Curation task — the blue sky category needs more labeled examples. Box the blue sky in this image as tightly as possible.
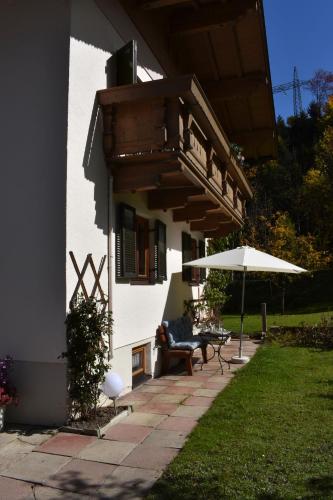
[264,0,333,119]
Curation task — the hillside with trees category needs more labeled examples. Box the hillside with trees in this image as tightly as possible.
[204,70,333,314]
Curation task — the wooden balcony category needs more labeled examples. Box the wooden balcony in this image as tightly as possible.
[97,75,253,237]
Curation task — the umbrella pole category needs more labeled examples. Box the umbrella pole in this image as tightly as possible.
[239,267,246,358]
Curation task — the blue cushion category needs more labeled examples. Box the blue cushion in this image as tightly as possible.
[171,339,202,350]
[163,317,190,347]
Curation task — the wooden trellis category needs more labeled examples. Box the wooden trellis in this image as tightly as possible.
[69,251,107,309]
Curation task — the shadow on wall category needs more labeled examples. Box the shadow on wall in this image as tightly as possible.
[70,0,164,78]
[83,96,108,235]
[162,272,194,321]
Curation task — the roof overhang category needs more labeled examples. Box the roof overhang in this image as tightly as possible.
[102,0,277,161]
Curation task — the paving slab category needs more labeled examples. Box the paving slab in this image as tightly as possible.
[103,424,153,444]
[183,396,214,407]
[35,433,96,457]
[117,400,145,411]
[0,433,19,447]
[119,392,153,402]
[137,403,178,415]
[121,412,166,428]
[135,385,162,394]
[172,405,208,419]
[193,388,220,397]
[174,380,203,388]
[15,431,55,447]
[144,378,175,386]
[45,458,116,495]
[0,440,36,473]
[34,484,89,499]
[142,429,187,449]
[0,476,35,500]
[122,445,178,471]
[204,381,229,390]
[1,451,70,484]
[78,439,135,465]
[97,465,161,499]
[190,371,212,377]
[205,376,231,384]
[156,416,197,433]
[159,375,183,381]
[162,385,197,395]
[150,393,186,404]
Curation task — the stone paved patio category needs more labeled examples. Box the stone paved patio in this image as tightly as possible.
[0,339,258,499]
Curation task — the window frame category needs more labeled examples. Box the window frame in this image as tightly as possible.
[116,204,167,285]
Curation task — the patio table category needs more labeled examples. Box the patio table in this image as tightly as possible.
[199,330,231,374]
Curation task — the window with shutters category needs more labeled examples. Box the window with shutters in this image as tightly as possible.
[116,204,137,279]
[116,204,167,284]
[136,216,149,279]
[191,238,200,284]
[199,240,206,283]
[182,232,192,282]
[154,220,167,282]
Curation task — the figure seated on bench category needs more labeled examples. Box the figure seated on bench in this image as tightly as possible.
[157,315,208,376]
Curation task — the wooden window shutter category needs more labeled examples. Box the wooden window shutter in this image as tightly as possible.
[116,204,137,279]
[182,232,192,282]
[191,239,200,284]
[155,220,167,281]
[199,240,206,283]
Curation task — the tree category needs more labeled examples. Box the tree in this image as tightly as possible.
[305,69,333,111]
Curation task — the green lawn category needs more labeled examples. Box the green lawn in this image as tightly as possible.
[148,345,333,499]
[222,310,333,334]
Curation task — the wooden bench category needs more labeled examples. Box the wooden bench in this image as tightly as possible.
[156,324,208,376]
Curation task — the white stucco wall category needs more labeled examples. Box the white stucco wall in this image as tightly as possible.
[0,0,70,424]
[112,192,202,350]
[66,0,203,392]
[111,193,203,392]
[66,0,165,306]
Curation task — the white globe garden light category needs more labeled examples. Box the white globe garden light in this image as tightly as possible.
[100,372,124,414]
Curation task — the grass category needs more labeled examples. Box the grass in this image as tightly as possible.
[148,344,333,499]
[222,310,333,334]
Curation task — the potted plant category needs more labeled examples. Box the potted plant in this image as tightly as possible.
[0,356,18,431]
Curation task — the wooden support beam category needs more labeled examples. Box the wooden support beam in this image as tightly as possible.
[171,0,257,36]
[112,163,182,192]
[173,201,218,222]
[190,213,232,231]
[202,72,267,101]
[141,0,190,10]
[159,172,194,189]
[190,220,219,231]
[148,187,205,210]
[204,222,240,238]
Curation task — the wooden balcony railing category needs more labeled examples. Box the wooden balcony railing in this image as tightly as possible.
[97,75,252,237]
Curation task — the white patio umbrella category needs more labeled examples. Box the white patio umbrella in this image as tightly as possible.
[184,246,307,363]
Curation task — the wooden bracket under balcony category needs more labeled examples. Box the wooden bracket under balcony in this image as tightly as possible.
[97,75,252,233]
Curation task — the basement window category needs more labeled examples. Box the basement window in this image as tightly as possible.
[132,345,146,378]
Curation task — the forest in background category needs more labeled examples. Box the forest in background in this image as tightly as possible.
[204,71,333,314]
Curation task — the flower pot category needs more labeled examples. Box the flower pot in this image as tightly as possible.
[0,406,5,432]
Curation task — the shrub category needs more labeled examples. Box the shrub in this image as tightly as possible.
[62,295,112,420]
[0,356,18,406]
[267,316,333,348]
